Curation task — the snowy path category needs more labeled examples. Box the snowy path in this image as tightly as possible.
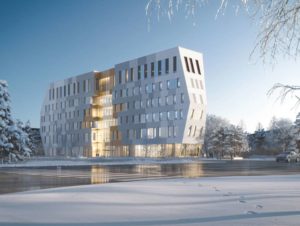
[0,175,300,225]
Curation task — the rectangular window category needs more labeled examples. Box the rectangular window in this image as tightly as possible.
[190,109,195,119]
[191,79,195,88]
[138,65,141,80]
[173,56,177,72]
[49,89,51,100]
[184,57,190,72]
[189,58,195,73]
[125,69,129,83]
[151,62,154,77]
[60,87,62,98]
[118,71,122,84]
[159,81,163,90]
[73,83,76,95]
[196,59,201,75]
[181,93,184,103]
[165,58,169,74]
[144,64,147,78]
[158,60,162,75]
[77,82,80,93]
[177,78,181,88]
[64,85,66,97]
[130,68,134,81]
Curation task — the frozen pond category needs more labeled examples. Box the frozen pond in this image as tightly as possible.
[0,160,299,194]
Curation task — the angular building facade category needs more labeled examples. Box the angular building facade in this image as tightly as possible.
[40,47,207,157]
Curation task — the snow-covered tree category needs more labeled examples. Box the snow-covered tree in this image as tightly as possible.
[0,80,14,159]
[268,117,294,152]
[287,113,300,153]
[204,114,229,157]
[0,80,31,162]
[204,114,249,159]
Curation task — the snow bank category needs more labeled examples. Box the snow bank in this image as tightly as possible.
[0,175,299,225]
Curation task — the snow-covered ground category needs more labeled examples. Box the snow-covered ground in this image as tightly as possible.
[0,175,299,225]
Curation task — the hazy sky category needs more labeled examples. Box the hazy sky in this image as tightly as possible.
[0,0,299,132]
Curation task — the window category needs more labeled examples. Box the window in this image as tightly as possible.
[193,94,197,103]
[184,57,190,72]
[177,78,181,88]
[68,84,70,96]
[141,128,147,139]
[120,89,123,97]
[191,79,195,88]
[158,97,163,106]
[193,126,197,137]
[146,113,152,122]
[148,128,156,139]
[64,85,66,96]
[199,95,204,104]
[173,56,177,72]
[144,64,147,78]
[179,109,183,119]
[151,62,154,77]
[195,80,199,89]
[190,109,195,119]
[188,126,192,136]
[60,87,63,98]
[125,69,129,83]
[200,80,204,89]
[173,94,177,104]
[138,65,141,80]
[159,81,163,90]
[196,59,201,75]
[118,71,122,84]
[189,58,195,73]
[165,58,169,74]
[146,84,153,94]
[181,93,185,103]
[167,79,177,90]
[130,68,134,81]
[146,99,151,108]
[49,89,51,100]
[158,60,162,75]
[168,126,173,137]
[77,82,80,93]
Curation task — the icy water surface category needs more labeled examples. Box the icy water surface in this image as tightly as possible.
[0,160,299,194]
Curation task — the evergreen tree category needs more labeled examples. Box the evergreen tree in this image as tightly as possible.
[0,80,31,162]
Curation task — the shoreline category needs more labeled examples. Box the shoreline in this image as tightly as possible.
[0,156,275,168]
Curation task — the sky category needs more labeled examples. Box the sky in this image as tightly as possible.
[0,0,299,132]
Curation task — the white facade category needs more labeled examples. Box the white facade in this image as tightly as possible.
[40,47,206,157]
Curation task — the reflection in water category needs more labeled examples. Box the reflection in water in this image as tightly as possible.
[0,160,299,194]
[91,166,109,184]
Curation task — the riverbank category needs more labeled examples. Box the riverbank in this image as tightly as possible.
[0,156,275,168]
[0,174,299,225]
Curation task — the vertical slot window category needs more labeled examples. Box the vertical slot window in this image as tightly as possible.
[165,58,169,74]
[196,60,201,75]
[173,56,177,72]
[151,62,154,77]
[130,68,134,81]
[144,64,147,79]
[189,58,195,73]
[158,60,162,75]
[184,57,190,72]
[138,65,141,80]
[118,71,122,84]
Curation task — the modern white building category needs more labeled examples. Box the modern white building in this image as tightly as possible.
[40,47,206,157]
